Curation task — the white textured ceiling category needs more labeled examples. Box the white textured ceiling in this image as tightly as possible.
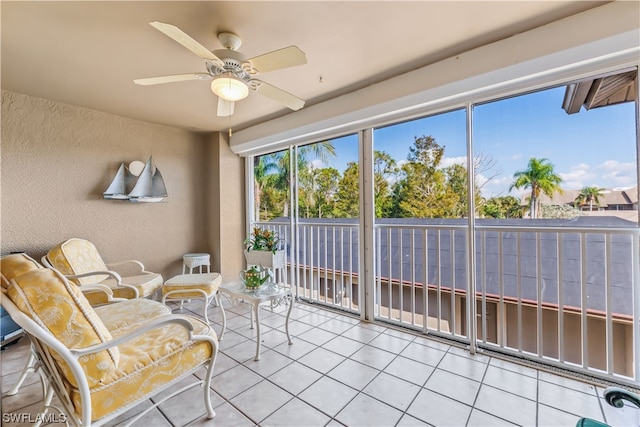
[1,1,608,133]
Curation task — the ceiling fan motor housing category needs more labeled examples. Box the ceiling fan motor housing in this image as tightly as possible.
[217,32,242,51]
[206,49,255,83]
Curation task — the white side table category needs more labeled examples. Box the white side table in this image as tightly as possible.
[219,281,293,360]
[183,253,210,274]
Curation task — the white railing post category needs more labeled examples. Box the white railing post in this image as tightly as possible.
[361,128,376,322]
[633,233,640,383]
[466,104,478,354]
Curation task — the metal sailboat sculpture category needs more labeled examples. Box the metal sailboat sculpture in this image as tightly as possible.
[103,162,134,200]
[103,156,168,202]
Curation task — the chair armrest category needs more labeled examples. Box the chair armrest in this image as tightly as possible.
[78,284,128,304]
[66,270,122,284]
[106,260,147,276]
[69,315,207,357]
[64,270,140,299]
[604,387,640,409]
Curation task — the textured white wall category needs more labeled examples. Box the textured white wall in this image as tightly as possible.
[0,90,232,280]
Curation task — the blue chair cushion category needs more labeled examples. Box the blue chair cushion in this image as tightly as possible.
[1,305,22,346]
[576,418,609,427]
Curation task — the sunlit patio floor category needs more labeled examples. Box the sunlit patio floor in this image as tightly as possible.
[2,295,639,426]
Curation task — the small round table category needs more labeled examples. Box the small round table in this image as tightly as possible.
[182,253,210,274]
[219,281,293,361]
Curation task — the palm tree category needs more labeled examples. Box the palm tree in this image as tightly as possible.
[258,141,336,218]
[510,157,563,219]
[253,155,279,221]
[575,186,605,211]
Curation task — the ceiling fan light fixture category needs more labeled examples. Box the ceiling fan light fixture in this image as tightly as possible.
[210,74,249,101]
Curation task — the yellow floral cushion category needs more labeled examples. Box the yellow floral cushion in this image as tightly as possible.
[7,268,119,388]
[80,273,164,305]
[0,253,43,289]
[162,273,222,299]
[102,273,164,299]
[70,315,217,421]
[94,298,171,336]
[47,238,110,285]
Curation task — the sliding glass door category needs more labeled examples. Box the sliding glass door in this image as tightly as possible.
[247,67,639,386]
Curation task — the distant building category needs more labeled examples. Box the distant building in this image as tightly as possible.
[522,186,638,222]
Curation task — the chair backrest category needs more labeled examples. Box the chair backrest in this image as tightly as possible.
[1,287,97,424]
[0,253,43,289]
[46,238,110,285]
[5,268,119,388]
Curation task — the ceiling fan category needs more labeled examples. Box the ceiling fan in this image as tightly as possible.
[134,21,307,117]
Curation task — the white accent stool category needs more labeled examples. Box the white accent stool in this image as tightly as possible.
[183,253,211,274]
[162,273,225,331]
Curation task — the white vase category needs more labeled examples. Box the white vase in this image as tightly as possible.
[244,249,285,270]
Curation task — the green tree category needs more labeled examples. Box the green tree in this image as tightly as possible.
[334,162,360,218]
[315,167,340,218]
[374,150,398,218]
[298,165,341,218]
[256,141,336,218]
[482,195,523,218]
[391,135,460,218]
[253,155,280,221]
[333,152,399,218]
[510,157,563,219]
[259,174,287,221]
[298,165,318,218]
[443,162,484,218]
[574,186,605,211]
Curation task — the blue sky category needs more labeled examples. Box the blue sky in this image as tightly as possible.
[308,86,637,199]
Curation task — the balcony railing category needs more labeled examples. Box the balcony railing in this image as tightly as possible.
[254,218,640,387]
[257,220,360,313]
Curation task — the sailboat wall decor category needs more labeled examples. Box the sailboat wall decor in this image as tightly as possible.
[103,162,134,200]
[103,156,168,203]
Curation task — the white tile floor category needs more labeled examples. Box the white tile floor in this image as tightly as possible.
[2,296,639,427]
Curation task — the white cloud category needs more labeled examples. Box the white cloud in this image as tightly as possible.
[441,156,467,168]
[480,175,516,198]
[596,160,636,186]
[557,160,637,190]
[559,163,594,190]
[308,159,324,169]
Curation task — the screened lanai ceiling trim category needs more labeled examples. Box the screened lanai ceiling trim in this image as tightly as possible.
[230,27,640,158]
[231,31,640,156]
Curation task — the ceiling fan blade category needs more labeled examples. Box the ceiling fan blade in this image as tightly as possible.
[254,80,305,111]
[217,98,235,117]
[149,21,223,65]
[134,73,211,86]
[248,46,307,73]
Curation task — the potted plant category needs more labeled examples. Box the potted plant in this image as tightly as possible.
[243,227,285,270]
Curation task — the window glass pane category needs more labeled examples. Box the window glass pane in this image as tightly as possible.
[253,148,291,221]
[298,135,358,218]
[296,135,360,311]
[372,110,469,336]
[472,73,638,377]
[474,85,638,223]
[374,110,468,219]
